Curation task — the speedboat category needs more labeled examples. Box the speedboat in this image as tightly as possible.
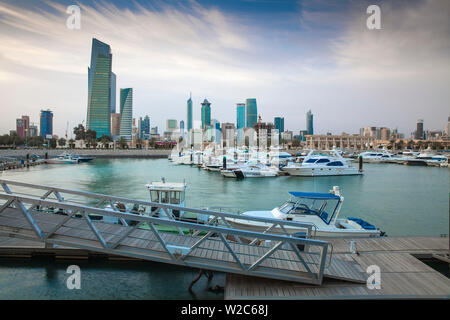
[282,149,362,176]
[225,186,382,238]
[47,154,80,164]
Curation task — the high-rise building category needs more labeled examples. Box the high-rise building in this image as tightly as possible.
[40,109,53,138]
[187,93,193,132]
[166,119,178,132]
[380,127,390,141]
[110,72,116,113]
[87,38,113,138]
[245,99,257,128]
[16,115,29,138]
[236,103,245,129]
[110,113,121,136]
[141,115,150,139]
[180,120,185,135]
[29,124,38,137]
[119,88,133,140]
[446,116,450,137]
[306,110,314,135]
[201,99,211,129]
[274,117,284,139]
[415,119,424,140]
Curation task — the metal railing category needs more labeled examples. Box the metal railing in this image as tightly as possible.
[0,179,330,284]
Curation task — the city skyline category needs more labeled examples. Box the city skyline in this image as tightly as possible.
[1,0,449,137]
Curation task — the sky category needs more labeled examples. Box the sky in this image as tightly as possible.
[0,0,449,138]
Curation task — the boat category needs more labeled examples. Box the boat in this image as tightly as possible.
[47,155,80,164]
[53,153,94,163]
[358,150,396,163]
[282,149,362,176]
[403,149,448,166]
[225,186,382,238]
[221,161,279,178]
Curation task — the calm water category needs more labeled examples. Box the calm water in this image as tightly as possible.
[0,158,448,299]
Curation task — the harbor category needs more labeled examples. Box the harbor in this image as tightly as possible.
[0,156,448,299]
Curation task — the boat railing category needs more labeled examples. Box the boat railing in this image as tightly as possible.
[0,179,331,285]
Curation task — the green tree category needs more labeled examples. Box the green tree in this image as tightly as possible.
[49,138,57,149]
[73,124,86,140]
[118,137,128,149]
[99,135,112,149]
[58,138,66,147]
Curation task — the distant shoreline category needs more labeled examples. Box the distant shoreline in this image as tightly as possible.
[0,149,171,159]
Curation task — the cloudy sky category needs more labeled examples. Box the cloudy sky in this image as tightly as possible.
[0,0,449,138]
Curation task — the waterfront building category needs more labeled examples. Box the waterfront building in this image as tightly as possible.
[306,110,314,135]
[187,93,193,132]
[236,103,245,129]
[245,99,257,128]
[281,131,293,142]
[221,123,235,148]
[16,115,29,138]
[166,119,178,132]
[110,113,121,137]
[299,130,308,142]
[201,99,211,129]
[253,116,275,148]
[87,38,114,138]
[380,127,391,141]
[151,127,158,135]
[28,124,38,137]
[415,119,424,140]
[214,121,221,145]
[40,109,53,138]
[180,120,185,139]
[110,72,116,113]
[306,134,376,150]
[138,115,150,140]
[119,88,133,140]
[274,117,284,140]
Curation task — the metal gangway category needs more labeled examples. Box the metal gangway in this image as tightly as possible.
[0,179,365,285]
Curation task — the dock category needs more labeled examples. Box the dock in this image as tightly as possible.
[225,236,450,299]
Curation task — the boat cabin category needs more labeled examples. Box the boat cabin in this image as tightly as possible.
[272,189,343,225]
[146,179,186,218]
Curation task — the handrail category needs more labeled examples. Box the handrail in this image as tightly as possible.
[0,179,317,237]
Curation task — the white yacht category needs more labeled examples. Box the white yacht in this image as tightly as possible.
[282,149,361,176]
[225,186,382,238]
[358,150,395,163]
[221,162,279,178]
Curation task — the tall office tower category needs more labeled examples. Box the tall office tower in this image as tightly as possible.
[110,72,116,113]
[446,116,450,136]
[274,117,284,139]
[180,120,185,135]
[40,109,53,138]
[141,115,150,139]
[119,88,133,140]
[110,113,121,136]
[86,38,113,138]
[415,119,424,140]
[245,99,257,128]
[236,103,245,129]
[306,109,314,135]
[201,99,211,129]
[187,93,193,132]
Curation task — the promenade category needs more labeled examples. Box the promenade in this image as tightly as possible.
[0,149,171,159]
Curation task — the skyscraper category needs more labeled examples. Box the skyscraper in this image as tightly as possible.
[245,99,257,128]
[201,99,211,129]
[110,72,116,113]
[119,88,133,140]
[16,115,29,138]
[415,119,424,140]
[87,38,113,138]
[187,93,193,132]
[236,103,245,129]
[110,113,121,136]
[274,117,284,139]
[306,110,314,135]
[40,109,53,138]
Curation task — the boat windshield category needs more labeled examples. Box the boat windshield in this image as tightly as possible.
[279,197,340,224]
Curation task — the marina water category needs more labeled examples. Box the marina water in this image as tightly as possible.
[0,158,448,299]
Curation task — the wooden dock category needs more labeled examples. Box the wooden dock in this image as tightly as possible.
[225,236,450,299]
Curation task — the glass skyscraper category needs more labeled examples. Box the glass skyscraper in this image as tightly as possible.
[40,109,53,138]
[187,93,193,132]
[87,38,113,138]
[306,110,314,135]
[119,88,133,140]
[201,99,211,129]
[110,72,116,113]
[236,103,245,129]
[274,117,284,139]
[245,98,257,128]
